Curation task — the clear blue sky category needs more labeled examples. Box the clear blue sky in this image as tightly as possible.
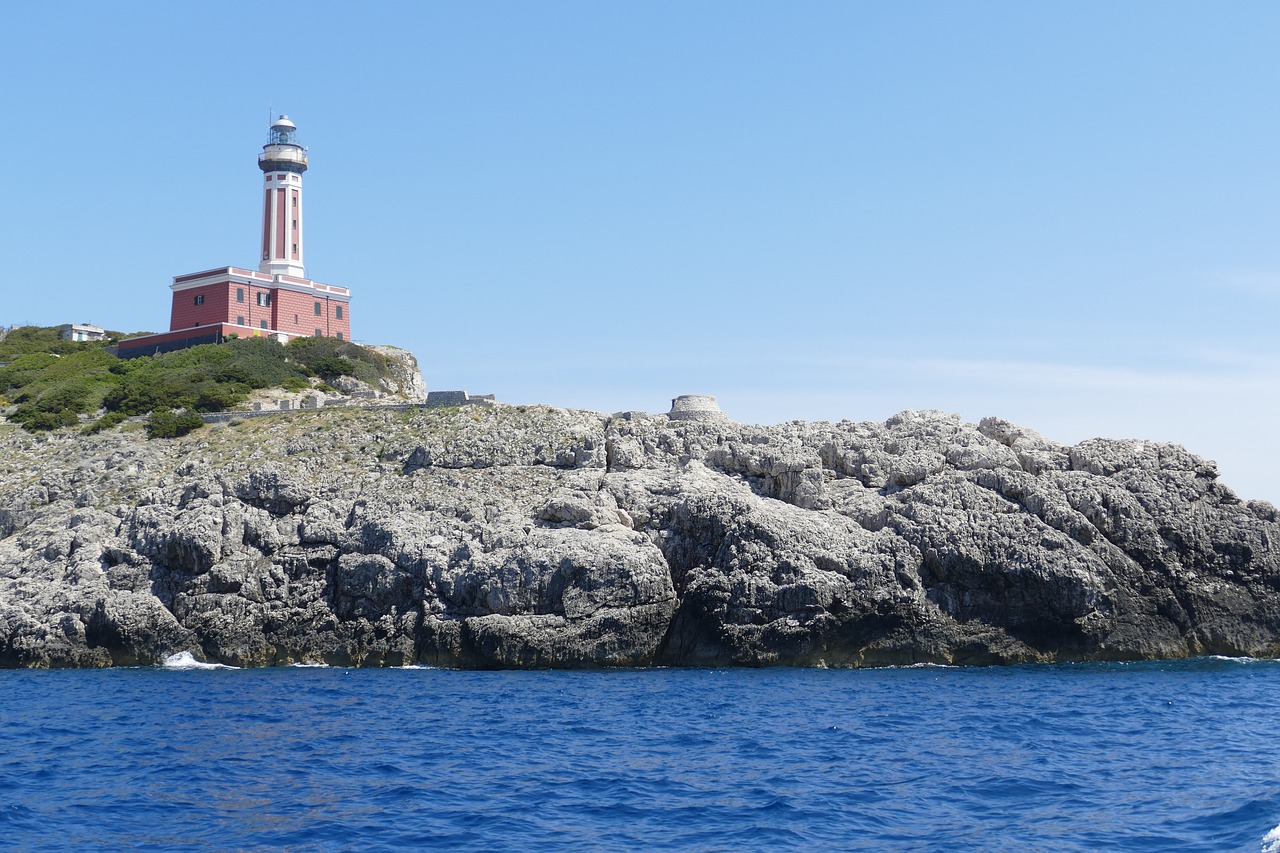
[2,2,1278,500]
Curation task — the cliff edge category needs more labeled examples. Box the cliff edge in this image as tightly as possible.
[2,404,1278,668]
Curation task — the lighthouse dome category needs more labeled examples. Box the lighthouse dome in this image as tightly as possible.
[267,115,300,147]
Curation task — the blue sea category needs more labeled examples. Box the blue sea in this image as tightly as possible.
[3,659,1279,852]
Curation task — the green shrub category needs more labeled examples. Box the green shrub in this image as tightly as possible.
[309,356,358,378]
[82,411,129,435]
[0,327,82,360]
[0,353,61,393]
[286,336,390,385]
[10,406,79,431]
[145,409,205,439]
[3,326,392,433]
[26,377,101,415]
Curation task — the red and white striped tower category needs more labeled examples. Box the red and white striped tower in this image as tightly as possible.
[258,115,308,278]
[116,113,353,358]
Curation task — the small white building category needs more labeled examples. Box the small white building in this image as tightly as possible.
[59,323,107,342]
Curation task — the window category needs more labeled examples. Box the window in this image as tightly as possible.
[237,316,245,325]
[314,329,322,337]
[294,314,299,324]
[193,294,204,305]
[256,292,270,307]
[314,302,322,316]
[336,332,344,341]
[260,320,268,329]
[236,288,244,303]
[292,243,298,253]
[292,197,298,207]
[335,305,343,319]
[292,219,297,229]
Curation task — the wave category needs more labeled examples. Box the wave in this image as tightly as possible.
[160,651,238,670]
[289,662,331,668]
[1203,650,1280,666]
[1263,824,1280,853]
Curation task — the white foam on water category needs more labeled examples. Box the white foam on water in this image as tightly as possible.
[1261,823,1280,853]
[289,662,331,668]
[161,651,238,670]
[397,664,437,670]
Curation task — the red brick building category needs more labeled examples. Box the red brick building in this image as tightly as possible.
[119,116,352,357]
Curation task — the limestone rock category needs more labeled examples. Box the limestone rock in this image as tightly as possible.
[1,404,1278,668]
[369,345,427,402]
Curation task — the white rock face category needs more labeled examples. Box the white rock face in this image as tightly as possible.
[1,405,1278,668]
[369,346,427,402]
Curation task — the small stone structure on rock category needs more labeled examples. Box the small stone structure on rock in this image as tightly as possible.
[668,394,728,422]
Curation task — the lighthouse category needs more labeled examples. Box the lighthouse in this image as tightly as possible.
[118,115,353,357]
[259,115,307,278]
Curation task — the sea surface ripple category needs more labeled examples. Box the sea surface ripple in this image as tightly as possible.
[2,659,1279,851]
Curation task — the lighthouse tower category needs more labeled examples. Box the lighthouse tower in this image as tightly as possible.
[259,115,308,278]
[117,113,353,357]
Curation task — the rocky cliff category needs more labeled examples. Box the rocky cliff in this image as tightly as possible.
[2,404,1278,668]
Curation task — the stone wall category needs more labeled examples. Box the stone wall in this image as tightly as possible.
[198,391,497,424]
[668,394,728,422]
[425,391,496,407]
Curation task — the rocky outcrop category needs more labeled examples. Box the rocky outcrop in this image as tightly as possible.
[368,345,427,402]
[2,404,1278,668]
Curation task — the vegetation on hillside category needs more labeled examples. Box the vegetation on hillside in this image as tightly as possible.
[0,326,394,435]
[0,325,129,358]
